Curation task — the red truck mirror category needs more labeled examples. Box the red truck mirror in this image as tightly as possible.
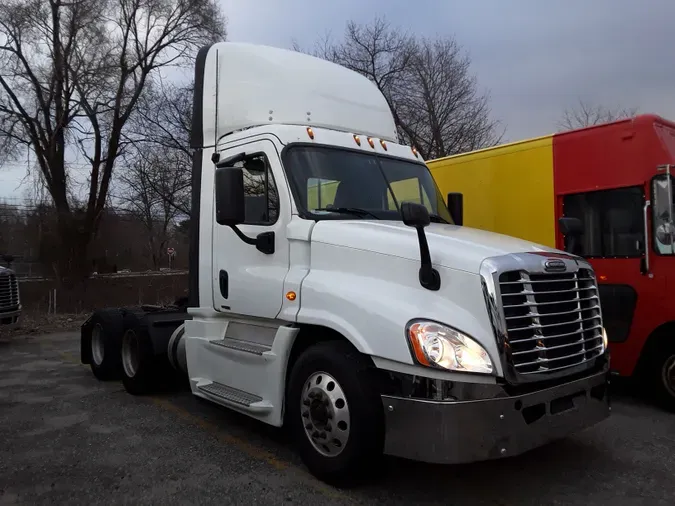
[558,217,584,255]
[447,192,463,226]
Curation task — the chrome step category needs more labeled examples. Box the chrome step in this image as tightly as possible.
[209,339,271,355]
[197,382,263,407]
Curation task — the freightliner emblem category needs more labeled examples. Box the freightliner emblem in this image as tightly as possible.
[544,258,567,273]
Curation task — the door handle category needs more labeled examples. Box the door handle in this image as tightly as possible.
[219,270,229,299]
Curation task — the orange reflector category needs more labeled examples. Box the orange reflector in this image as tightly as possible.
[306,127,314,139]
[598,275,608,282]
[353,134,361,146]
[286,291,297,301]
[380,139,387,151]
[367,137,375,148]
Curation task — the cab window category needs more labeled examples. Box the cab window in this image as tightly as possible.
[230,153,279,225]
[562,186,645,258]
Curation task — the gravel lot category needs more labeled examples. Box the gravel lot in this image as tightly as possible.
[1,330,674,505]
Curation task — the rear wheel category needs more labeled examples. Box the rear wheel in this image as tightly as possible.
[121,327,157,395]
[286,341,384,487]
[87,310,124,381]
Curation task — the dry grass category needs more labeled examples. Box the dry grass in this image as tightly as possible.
[0,311,87,340]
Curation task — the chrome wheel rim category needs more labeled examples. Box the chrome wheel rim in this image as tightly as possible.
[301,371,350,457]
[122,330,140,378]
[91,324,105,366]
[662,355,675,398]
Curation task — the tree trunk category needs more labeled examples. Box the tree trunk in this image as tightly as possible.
[53,212,94,287]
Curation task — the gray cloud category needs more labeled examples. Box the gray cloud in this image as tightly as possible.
[3,0,674,197]
[222,0,675,140]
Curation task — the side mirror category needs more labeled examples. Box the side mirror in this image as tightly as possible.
[656,222,675,246]
[447,192,463,226]
[401,202,439,291]
[401,201,431,228]
[558,216,583,237]
[215,167,245,226]
[558,216,583,255]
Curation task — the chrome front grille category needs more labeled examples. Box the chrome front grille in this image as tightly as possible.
[0,271,20,311]
[499,268,603,375]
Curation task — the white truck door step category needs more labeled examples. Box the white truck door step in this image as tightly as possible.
[197,381,272,412]
[209,338,272,356]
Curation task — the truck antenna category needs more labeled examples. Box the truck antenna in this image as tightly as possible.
[212,49,220,164]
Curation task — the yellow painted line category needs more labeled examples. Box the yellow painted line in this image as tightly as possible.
[151,397,287,470]
[55,344,347,499]
[59,351,82,365]
[150,397,348,500]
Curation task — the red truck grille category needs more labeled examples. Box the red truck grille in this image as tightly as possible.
[0,272,20,312]
[499,269,604,375]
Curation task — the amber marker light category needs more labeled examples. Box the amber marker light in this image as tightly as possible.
[408,322,431,367]
[353,134,361,146]
[411,146,419,157]
[286,291,297,301]
[306,127,314,139]
[380,139,387,151]
[367,136,375,148]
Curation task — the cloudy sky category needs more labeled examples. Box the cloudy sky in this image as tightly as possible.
[1,0,674,200]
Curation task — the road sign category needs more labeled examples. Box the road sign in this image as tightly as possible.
[167,247,175,256]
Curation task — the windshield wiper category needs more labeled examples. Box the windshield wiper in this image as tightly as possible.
[429,213,450,224]
[314,207,380,219]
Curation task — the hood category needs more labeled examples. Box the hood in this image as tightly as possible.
[310,220,561,274]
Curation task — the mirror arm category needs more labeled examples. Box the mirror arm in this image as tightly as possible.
[229,226,275,255]
[642,200,651,275]
[415,227,441,291]
[230,225,256,245]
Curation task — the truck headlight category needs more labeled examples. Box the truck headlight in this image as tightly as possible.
[407,321,493,374]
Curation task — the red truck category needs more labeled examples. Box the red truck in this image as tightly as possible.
[428,114,675,410]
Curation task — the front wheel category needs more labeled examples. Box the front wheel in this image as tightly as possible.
[641,337,675,412]
[653,349,675,412]
[286,341,385,487]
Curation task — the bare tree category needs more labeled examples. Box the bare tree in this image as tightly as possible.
[558,99,638,131]
[116,151,181,269]
[0,0,225,281]
[125,79,193,217]
[298,17,502,159]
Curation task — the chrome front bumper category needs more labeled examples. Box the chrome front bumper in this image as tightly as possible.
[381,369,610,464]
[0,306,21,325]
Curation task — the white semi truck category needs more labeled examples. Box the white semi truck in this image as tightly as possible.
[81,42,611,486]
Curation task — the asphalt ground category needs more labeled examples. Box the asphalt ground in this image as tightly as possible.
[1,331,674,505]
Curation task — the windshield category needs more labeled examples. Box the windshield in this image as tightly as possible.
[282,145,454,223]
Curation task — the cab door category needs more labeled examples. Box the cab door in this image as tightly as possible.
[211,138,290,319]
[560,185,667,374]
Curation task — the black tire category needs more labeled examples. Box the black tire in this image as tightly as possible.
[120,323,159,396]
[86,309,125,381]
[644,340,675,412]
[286,340,385,487]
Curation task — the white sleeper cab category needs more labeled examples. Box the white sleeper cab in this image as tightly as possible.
[80,42,611,486]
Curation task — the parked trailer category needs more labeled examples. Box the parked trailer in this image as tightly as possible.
[81,42,611,486]
[428,114,675,410]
